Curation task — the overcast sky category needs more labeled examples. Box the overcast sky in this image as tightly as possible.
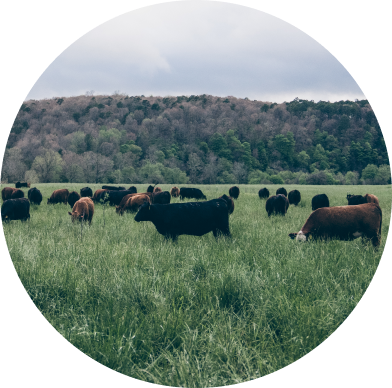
[26,1,365,103]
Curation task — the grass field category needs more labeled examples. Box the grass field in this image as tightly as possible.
[2,183,391,387]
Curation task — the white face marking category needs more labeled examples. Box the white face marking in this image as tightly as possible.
[353,232,362,238]
[296,231,307,242]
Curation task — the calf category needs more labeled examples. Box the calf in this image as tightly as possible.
[11,189,25,199]
[170,187,180,197]
[2,187,16,201]
[289,203,382,247]
[152,191,171,205]
[1,198,30,222]
[68,191,81,208]
[134,197,231,241]
[119,194,151,215]
[179,187,207,200]
[288,189,301,206]
[47,189,69,205]
[80,187,93,198]
[68,197,94,225]
[311,194,329,211]
[266,194,289,217]
[28,187,42,205]
[276,187,287,197]
[347,194,366,205]
[258,188,269,199]
[229,186,240,199]
[219,194,234,214]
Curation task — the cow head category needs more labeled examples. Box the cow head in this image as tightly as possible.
[68,211,85,222]
[289,231,312,242]
[134,202,150,222]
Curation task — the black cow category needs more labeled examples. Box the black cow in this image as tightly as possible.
[102,185,126,191]
[276,187,287,197]
[179,187,207,200]
[1,198,30,221]
[229,186,240,199]
[288,190,301,206]
[258,188,269,199]
[11,189,25,199]
[127,186,137,193]
[15,181,30,188]
[311,194,329,211]
[80,187,93,198]
[152,191,171,205]
[347,194,367,205]
[266,194,289,217]
[27,187,42,205]
[103,190,139,206]
[134,197,231,241]
[147,185,156,193]
[68,191,81,208]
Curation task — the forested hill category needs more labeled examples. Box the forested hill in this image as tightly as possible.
[2,94,390,185]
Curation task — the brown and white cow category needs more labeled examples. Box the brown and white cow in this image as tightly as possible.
[289,203,382,247]
[68,197,94,225]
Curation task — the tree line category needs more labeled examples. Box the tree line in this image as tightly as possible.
[1,94,390,185]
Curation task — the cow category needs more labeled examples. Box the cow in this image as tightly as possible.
[258,188,269,199]
[11,189,25,199]
[68,191,81,208]
[92,189,108,202]
[27,187,42,205]
[347,194,366,205]
[170,187,180,197]
[102,185,126,191]
[80,187,93,198]
[134,197,232,242]
[152,191,171,205]
[365,193,379,205]
[153,186,162,193]
[47,189,69,205]
[289,203,382,247]
[219,194,234,214]
[15,182,30,188]
[2,187,16,201]
[127,186,137,193]
[147,185,155,193]
[265,194,289,217]
[311,194,329,211]
[68,197,94,225]
[116,192,153,214]
[102,190,140,206]
[276,187,287,197]
[1,198,30,222]
[118,194,151,215]
[229,186,240,199]
[179,187,207,201]
[288,190,301,206]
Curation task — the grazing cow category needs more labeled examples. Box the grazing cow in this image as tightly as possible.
[134,197,232,241]
[47,189,69,205]
[289,203,382,247]
[288,190,301,206]
[2,187,16,201]
[365,193,379,205]
[1,198,30,222]
[170,187,180,197]
[80,187,93,198]
[311,194,329,211]
[68,191,81,208]
[92,189,108,202]
[102,185,126,191]
[127,186,137,193]
[265,194,289,217]
[179,187,207,201]
[229,186,240,199]
[27,187,42,205]
[11,189,25,199]
[103,190,140,206]
[152,191,171,205]
[276,187,287,197]
[119,194,151,215]
[116,193,152,214]
[68,197,94,225]
[258,188,269,199]
[347,194,367,205]
[15,182,30,188]
[153,186,162,193]
[219,194,234,214]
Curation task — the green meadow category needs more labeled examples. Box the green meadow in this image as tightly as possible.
[2,184,391,387]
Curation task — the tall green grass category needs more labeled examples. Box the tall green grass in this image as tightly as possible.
[2,184,391,387]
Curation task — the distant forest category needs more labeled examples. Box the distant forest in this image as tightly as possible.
[1,94,390,185]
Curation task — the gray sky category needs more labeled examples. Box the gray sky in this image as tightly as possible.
[26,1,365,103]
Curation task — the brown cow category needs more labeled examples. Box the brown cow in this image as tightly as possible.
[170,187,180,197]
[2,187,16,201]
[365,193,379,205]
[11,189,25,199]
[153,186,162,193]
[119,194,151,215]
[289,203,382,247]
[68,197,94,225]
[116,192,153,214]
[92,189,108,202]
[47,189,69,204]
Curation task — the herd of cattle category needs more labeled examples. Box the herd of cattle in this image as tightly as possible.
[1,182,383,247]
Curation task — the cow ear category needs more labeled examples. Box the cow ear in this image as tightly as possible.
[289,233,297,240]
[68,212,72,216]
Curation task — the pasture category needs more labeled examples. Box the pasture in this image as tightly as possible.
[2,184,391,387]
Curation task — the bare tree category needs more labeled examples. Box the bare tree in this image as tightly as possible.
[31,149,63,183]
[83,151,114,183]
[1,147,27,183]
